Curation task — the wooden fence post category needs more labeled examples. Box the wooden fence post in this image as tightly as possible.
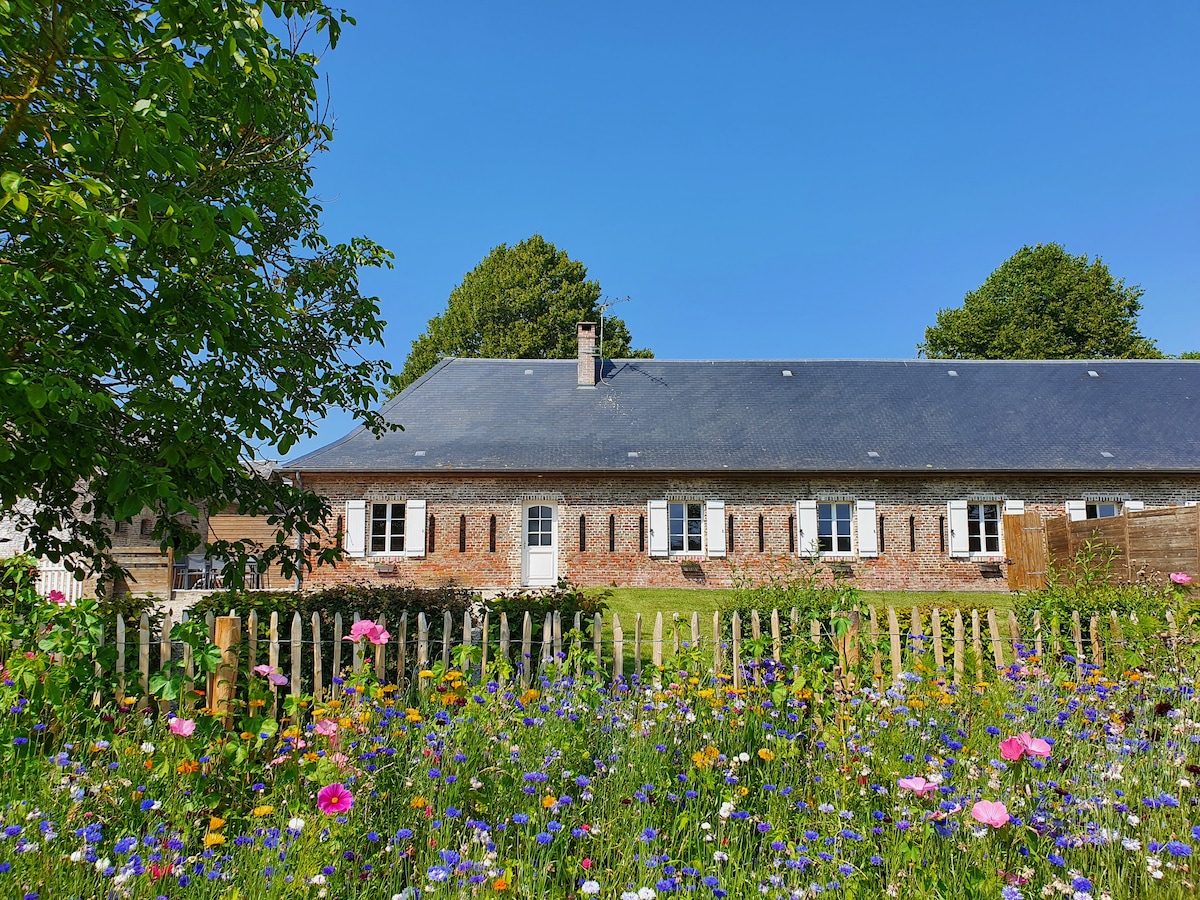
[952,610,964,685]
[208,616,240,731]
[499,613,510,681]
[712,611,722,678]
[375,613,390,682]
[931,608,945,673]
[868,606,882,682]
[887,606,901,686]
[444,611,455,672]
[157,611,172,715]
[397,611,408,688]
[290,612,303,700]
[332,613,343,683]
[1032,610,1043,661]
[115,615,127,706]
[1071,612,1084,680]
[633,613,643,678]
[987,609,1004,669]
[311,613,323,703]
[771,609,782,663]
[268,611,280,718]
[417,613,430,696]
[652,612,664,676]
[971,609,983,681]
[612,613,624,681]
[520,613,532,689]
[138,612,151,710]
[731,612,743,692]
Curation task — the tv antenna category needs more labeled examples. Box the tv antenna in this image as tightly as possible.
[595,295,630,385]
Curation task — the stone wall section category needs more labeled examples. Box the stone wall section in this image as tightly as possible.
[299,473,1200,592]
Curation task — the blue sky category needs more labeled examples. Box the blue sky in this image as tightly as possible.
[293,1,1199,456]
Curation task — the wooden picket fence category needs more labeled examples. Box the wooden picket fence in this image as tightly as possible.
[95,603,1189,722]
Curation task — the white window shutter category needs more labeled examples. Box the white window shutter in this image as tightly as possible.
[1124,500,1145,512]
[856,500,878,558]
[405,499,427,557]
[947,500,969,557]
[706,500,726,558]
[796,500,818,556]
[1004,499,1025,515]
[344,500,367,558]
[1065,500,1087,521]
[648,500,668,557]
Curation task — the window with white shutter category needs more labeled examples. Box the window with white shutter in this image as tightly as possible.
[947,500,969,557]
[1065,500,1088,521]
[705,500,726,558]
[647,500,668,557]
[1124,500,1145,512]
[856,500,878,558]
[795,500,818,557]
[405,500,427,557]
[344,500,367,558]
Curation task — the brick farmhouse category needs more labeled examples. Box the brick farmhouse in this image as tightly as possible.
[287,324,1200,593]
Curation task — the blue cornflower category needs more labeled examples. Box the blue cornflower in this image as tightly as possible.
[535,832,552,845]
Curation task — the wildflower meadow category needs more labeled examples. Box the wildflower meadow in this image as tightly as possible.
[1,555,1199,900]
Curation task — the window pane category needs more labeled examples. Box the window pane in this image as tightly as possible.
[969,534,981,553]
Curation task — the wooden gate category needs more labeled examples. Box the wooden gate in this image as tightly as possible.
[1004,511,1048,590]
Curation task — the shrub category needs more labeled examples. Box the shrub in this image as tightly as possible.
[484,579,609,638]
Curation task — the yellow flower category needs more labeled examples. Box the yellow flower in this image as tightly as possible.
[698,689,715,699]
[405,709,422,723]
[443,670,464,682]
[240,732,254,741]
[411,796,428,809]
[737,785,749,797]
[493,877,509,891]
[757,748,776,762]
[541,795,557,809]
[209,816,226,830]
[252,805,274,817]
[282,726,301,739]
[418,670,435,679]
[520,689,540,704]
[203,832,226,847]
[339,717,353,729]
[303,752,319,763]
[326,699,343,709]
[248,699,267,708]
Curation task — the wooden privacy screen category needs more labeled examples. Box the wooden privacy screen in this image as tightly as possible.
[1007,506,1200,590]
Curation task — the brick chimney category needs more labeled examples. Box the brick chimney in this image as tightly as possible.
[576,322,598,387]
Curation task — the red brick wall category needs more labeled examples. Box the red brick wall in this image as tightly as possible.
[298,472,1200,593]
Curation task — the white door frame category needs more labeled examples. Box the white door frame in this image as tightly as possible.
[521,502,558,587]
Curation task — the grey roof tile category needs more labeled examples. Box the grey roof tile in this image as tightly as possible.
[286,359,1200,473]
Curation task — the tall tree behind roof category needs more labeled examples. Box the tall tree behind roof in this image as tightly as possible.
[391,235,652,394]
[919,243,1161,359]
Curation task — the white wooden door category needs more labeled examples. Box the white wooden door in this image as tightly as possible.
[522,504,558,586]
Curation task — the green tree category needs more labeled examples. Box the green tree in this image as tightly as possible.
[0,2,394,582]
[919,244,1161,359]
[392,235,652,393]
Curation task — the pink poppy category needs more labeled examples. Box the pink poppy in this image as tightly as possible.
[970,799,1009,828]
[317,783,354,815]
[168,717,196,737]
[1016,732,1052,758]
[1171,572,1193,585]
[897,776,938,798]
[343,619,390,646]
[47,590,67,605]
[314,719,338,737]
[253,664,288,687]
[999,736,1025,761]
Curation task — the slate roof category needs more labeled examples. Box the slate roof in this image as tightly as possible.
[286,359,1200,474]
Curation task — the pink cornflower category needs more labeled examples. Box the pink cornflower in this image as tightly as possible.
[1171,572,1193,585]
[344,619,390,646]
[317,783,354,815]
[970,799,1010,828]
[897,776,938,798]
[253,664,288,687]
[168,717,196,737]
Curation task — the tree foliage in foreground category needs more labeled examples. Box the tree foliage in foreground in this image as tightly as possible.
[392,234,652,393]
[919,243,1161,359]
[0,1,393,581]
